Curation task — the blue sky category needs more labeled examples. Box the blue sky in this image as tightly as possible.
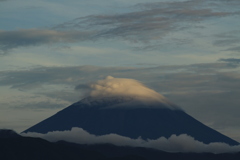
[1,0,240,141]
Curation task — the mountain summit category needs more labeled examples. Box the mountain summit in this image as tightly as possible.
[23,76,239,146]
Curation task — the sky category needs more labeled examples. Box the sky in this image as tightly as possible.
[0,0,240,142]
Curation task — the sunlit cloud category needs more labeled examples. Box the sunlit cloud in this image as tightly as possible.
[77,76,180,110]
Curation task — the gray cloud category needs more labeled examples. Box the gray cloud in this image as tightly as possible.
[0,29,95,54]
[22,127,240,153]
[219,58,240,63]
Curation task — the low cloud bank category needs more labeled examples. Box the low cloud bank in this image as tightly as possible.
[21,127,240,154]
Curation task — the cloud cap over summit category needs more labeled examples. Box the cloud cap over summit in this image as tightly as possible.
[79,76,180,110]
[22,127,240,154]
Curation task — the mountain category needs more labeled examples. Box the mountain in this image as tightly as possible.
[23,76,240,146]
[23,96,239,145]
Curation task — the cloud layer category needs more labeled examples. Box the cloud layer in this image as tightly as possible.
[1,0,240,54]
[22,127,240,154]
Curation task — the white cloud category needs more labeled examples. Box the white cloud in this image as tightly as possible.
[22,127,240,154]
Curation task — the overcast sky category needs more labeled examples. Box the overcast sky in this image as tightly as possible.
[0,0,240,142]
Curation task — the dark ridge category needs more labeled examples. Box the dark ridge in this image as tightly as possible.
[0,129,21,138]
[0,132,105,160]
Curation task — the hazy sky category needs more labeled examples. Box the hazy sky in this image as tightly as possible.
[1,0,240,142]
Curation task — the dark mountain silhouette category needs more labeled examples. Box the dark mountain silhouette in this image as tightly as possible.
[0,129,21,138]
[23,96,239,145]
[1,130,240,160]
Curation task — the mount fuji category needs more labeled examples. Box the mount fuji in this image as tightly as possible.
[23,76,239,146]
